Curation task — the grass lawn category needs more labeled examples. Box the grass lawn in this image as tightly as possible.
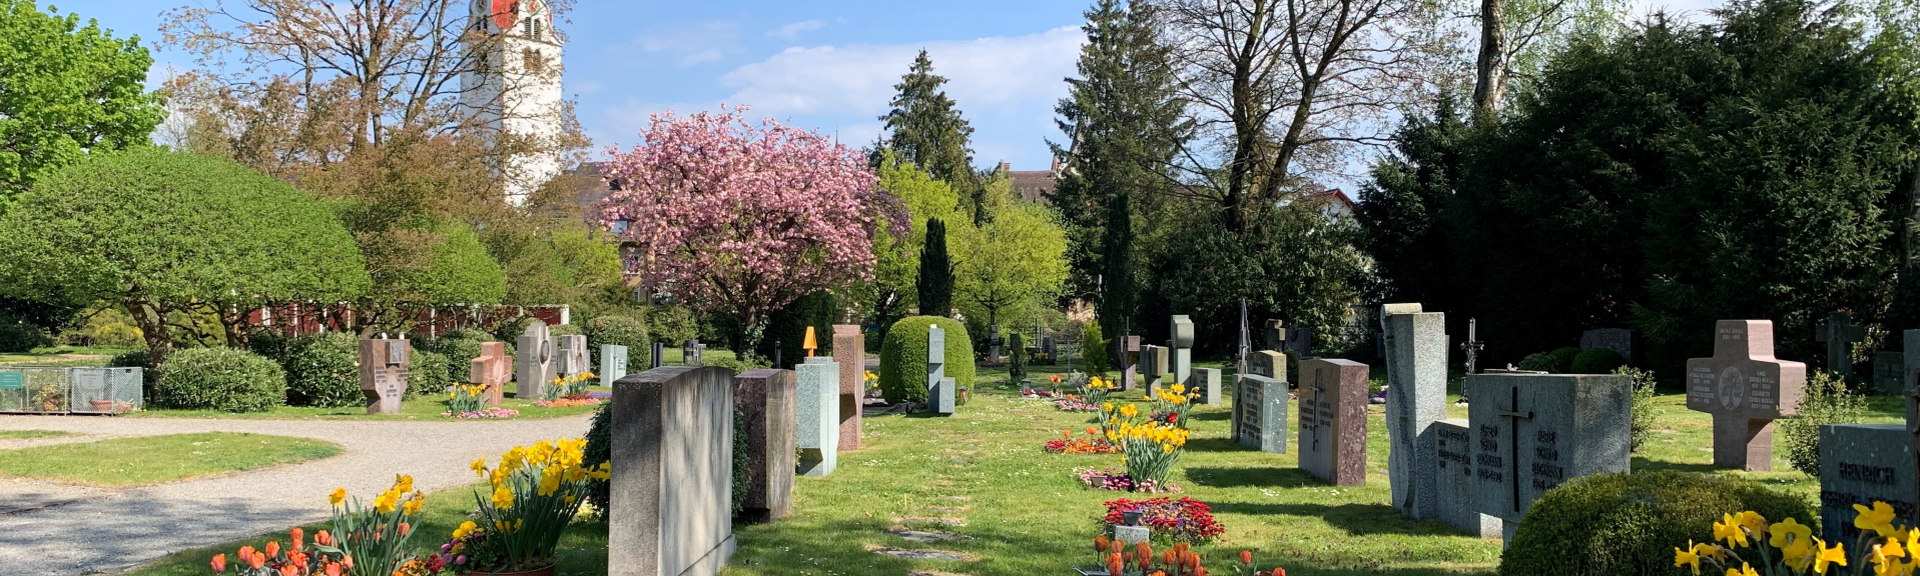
[0,429,72,439]
[118,358,1907,576]
[129,383,610,421]
[0,345,136,367]
[0,432,341,486]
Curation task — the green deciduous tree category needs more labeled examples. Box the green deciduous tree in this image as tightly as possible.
[879,51,983,224]
[953,199,1070,330]
[855,152,968,341]
[0,149,369,365]
[918,218,955,317]
[0,0,166,204]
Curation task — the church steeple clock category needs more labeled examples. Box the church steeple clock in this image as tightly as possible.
[462,0,565,206]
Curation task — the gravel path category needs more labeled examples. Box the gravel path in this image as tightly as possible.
[0,413,595,575]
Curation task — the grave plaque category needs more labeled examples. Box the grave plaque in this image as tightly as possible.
[1579,329,1634,365]
[1385,311,1447,520]
[1686,320,1806,471]
[609,366,737,576]
[602,344,629,387]
[1468,372,1631,543]
[516,321,556,401]
[1815,311,1866,376]
[557,334,589,375]
[1298,358,1369,486]
[832,324,865,450]
[1876,351,1907,396]
[1143,345,1169,394]
[928,324,955,415]
[683,340,706,366]
[796,357,840,477]
[1235,373,1290,453]
[1196,368,1222,405]
[1040,336,1058,365]
[1818,424,1915,542]
[1171,315,1195,390]
[471,342,513,406]
[1285,326,1312,357]
[359,337,409,415]
[1432,418,1501,537]
[1118,335,1142,391]
[732,369,796,521]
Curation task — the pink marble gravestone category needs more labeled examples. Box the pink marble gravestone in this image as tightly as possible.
[470,342,513,406]
[1686,320,1806,471]
[359,337,409,415]
[832,324,865,451]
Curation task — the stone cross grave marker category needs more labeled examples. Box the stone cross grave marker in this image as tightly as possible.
[1386,311,1447,520]
[988,324,1002,361]
[928,324,955,415]
[471,342,513,406]
[1171,316,1195,391]
[602,344,629,387]
[683,340,706,366]
[1235,370,1289,453]
[1431,418,1502,537]
[1468,372,1631,544]
[1298,358,1368,485]
[1264,319,1285,352]
[609,366,737,576]
[796,357,840,477]
[516,320,556,401]
[1816,311,1866,376]
[1143,345,1168,394]
[1686,320,1806,471]
[733,368,796,522]
[1118,335,1141,391]
[558,334,589,376]
[359,336,409,415]
[832,324,866,449]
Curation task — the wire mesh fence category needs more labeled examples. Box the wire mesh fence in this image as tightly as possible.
[0,366,143,415]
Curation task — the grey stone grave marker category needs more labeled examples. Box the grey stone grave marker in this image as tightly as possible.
[557,334,589,376]
[1117,335,1141,391]
[1816,311,1866,376]
[610,366,738,576]
[1686,320,1806,471]
[1877,351,1907,395]
[1299,358,1369,486]
[928,324,955,415]
[1386,310,1448,519]
[1195,367,1221,405]
[1580,328,1634,365]
[602,344,629,387]
[1432,419,1501,537]
[1171,315,1195,390]
[1143,345,1169,394]
[1818,424,1914,542]
[515,320,556,401]
[796,357,840,477]
[1285,326,1312,357]
[683,340,706,366]
[1235,370,1289,453]
[358,336,408,415]
[1469,372,1631,544]
[1264,319,1285,352]
[733,368,796,522]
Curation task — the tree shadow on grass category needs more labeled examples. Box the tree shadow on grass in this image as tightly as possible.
[1183,466,1317,488]
[1631,458,1723,475]
[1183,437,1251,453]
[1188,411,1230,422]
[1204,501,1465,538]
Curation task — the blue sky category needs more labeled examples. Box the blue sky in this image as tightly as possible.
[55,0,1722,174]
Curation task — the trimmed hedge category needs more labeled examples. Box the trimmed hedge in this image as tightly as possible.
[283,332,362,407]
[585,315,650,371]
[419,335,483,383]
[1517,352,1556,372]
[1548,347,1582,373]
[1570,348,1626,374]
[154,347,286,412]
[1501,471,1818,576]
[583,401,612,517]
[409,350,451,398]
[878,316,972,404]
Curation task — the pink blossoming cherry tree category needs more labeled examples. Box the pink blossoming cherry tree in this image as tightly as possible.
[597,107,894,358]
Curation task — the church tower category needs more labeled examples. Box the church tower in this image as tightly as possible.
[462,0,565,206]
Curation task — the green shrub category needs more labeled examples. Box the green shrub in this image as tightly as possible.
[444,327,494,342]
[1081,321,1109,377]
[1500,471,1818,576]
[878,316,973,404]
[1781,371,1867,476]
[585,315,650,370]
[703,355,767,375]
[583,401,612,517]
[409,350,451,398]
[283,332,362,407]
[418,336,483,382]
[246,332,298,363]
[548,323,583,337]
[1517,352,1556,372]
[1569,348,1625,374]
[1548,347,1582,373]
[645,305,701,348]
[153,347,286,412]
[1614,366,1660,453]
[1008,333,1027,383]
[0,312,50,353]
[732,408,749,516]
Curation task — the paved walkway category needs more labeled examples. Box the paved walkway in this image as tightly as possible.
[0,413,595,576]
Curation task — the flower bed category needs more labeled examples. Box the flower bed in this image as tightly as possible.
[1045,428,1120,454]
[1054,397,1099,412]
[534,397,602,408]
[1101,496,1225,543]
[444,407,519,419]
[1075,466,1180,493]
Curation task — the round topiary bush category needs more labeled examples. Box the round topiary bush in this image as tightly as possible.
[409,350,451,398]
[153,347,286,412]
[283,332,362,407]
[1500,470,1818,576]
[1548,347,1582,373]
[1569,348,1626,374]
[878,316,973,404]
[1517,352,1556,372]
[585,315,650,371]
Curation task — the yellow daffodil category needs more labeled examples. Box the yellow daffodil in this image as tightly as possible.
[1715,514,1751,548]
[491,485,514,510]
[1676,542,1703,575]
[1813,538,1848,574]
[373,491,399,515]
[1735,511,1769,540]
[402,499,423,515]
[1693,542,1725,562]
[1726,563,1759,576]
[470,458,488,476]
[1876,537,1910,569]
[1772,517,1814,550]
[1859,502,1901,538]
[452,520,477,539]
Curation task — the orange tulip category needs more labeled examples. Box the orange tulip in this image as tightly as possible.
[290,527,304,552]
[1241,551,1253,565]
[325,562,342,576]
[265,541,281,558]
[341,556,353,570]
[1163,549,1177,565]
[1107,552,1124,575]
[277,565,297,576]
[1194,567,1208,576]
[1095,535,1110,553]
[239,546,255,561]
[210,554,227,573]
[398,522,411,537]
[249,552,266,570]
[314,530,332,547]
[1137,542,1152,566]
[1086,426,1098,435]
[1273,569,1286,576]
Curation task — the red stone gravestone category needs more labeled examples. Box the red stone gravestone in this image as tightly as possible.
[1686,320,1806,471]
[832,324,864,451]
[470,342,513,406]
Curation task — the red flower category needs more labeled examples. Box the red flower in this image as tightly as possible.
[1241,550,1254,564]
[210,554,227,573]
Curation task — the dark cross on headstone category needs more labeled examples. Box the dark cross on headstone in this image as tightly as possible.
[1686,320,1806,471]
[1815,311,1866,376]
[1302,369,1328,452]
[1492,385,1535,515]
[1461,318,1485,375]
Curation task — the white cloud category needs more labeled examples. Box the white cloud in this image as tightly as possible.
[766,20,825,40]
[630,21,742,67]
[718,26,1085,118]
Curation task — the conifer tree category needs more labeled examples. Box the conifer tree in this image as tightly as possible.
[916,217,953,317]
[880,51,984,224]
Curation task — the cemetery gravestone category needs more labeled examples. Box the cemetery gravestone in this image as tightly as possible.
[1264,319,1285,352]
[1686,320,1806,471]
[558,334,590,376]
[683,340,706,366]
[610,366,737,576]
[1195,368,1221,405]
[796,357,840,477]
[1579,328,1634,366]
[732,369,797,522]
[1468,372,1631,543]
[1118,336,1141,391]
[1143,345,1169,394]
[1431,419,1502,537]
[601,344,629,387]
[651,342,665,369]
[832,324,865,451]
[988,324,1002,362]
[358,337,409,415]
[1815,311,1866,376]
[1298,358,1369,486]
[1876,351,1907,396]
[1385,311,1448,519]
[470,342,513,406]
[1250,350,1287,380]
[928,324,955,415]
[1285,326,1312,357]
[1235,372,1289,453]
[1041,336,1058,366]
[1818,424,1914,542]
[1171,315,1195,390]
[516,321,556,401]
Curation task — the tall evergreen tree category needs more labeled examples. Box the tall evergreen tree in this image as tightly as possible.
[1051,0,1188,301]
[881,51,983,224]
[917,217,953,317]
[1098,192,1135,339]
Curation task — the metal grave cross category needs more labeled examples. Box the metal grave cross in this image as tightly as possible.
[1461,318,1486,375]
[1816,311,1866,376]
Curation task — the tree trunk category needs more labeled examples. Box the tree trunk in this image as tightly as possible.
[126,296,173,367]
[1473,0,1509,114]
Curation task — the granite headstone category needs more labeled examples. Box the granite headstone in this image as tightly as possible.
[796,357,840,477]
[1579,328,1634,365]
[515,321,556,401]
[1468,372,1631,544]
[601,344,629,387]
[1432,418,1502,537]
[832,324,865,451]
[928,324,955,415]
[1685,320,1806,471]
[609,366,737,576]
[1385,311,1448,520]
[1815,311,1866,377]
[1235,373,1290,453]
[1298,358,1369,486]
[732,369,796,521]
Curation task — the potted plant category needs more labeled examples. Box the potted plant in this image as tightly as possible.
[451,438,609,575]
[89,398,115,412]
